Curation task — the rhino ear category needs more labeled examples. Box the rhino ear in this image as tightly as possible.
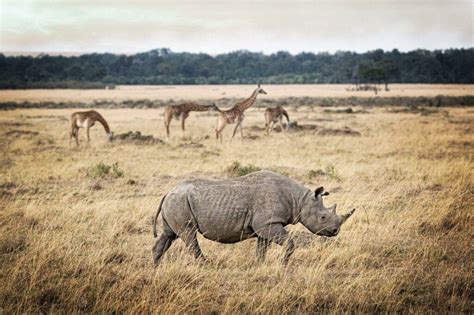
[314,186,324,198]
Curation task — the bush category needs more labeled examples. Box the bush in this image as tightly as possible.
[224,161,260,178]
[325,165,341,181]
[87,162,124,179]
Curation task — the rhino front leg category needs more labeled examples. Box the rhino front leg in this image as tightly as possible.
[256,237,271,263]
[257,224,295,265]
[152,222,177,265]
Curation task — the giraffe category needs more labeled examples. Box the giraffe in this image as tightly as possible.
[69,110,113,146]
[264,106,290,135]
[215,84,267,143]
[163,102,219,138]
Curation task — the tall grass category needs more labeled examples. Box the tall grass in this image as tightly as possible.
[0,106,472,313]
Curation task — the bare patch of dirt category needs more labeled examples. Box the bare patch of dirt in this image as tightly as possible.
[4,130,39,137]
[201,150,220,158]
[246,134,260,140]
[249,125,266,132]
[31,145,63,153]
[323,107,369,114]
[114,131,164,144]
[448,118,473,125]
[312,117,334,122]
[24,115,68,121]
[0,121,32,127]
[288,121,321,131]
[387,106,439,116]
[317,127,361,136]
[177,142,204,149]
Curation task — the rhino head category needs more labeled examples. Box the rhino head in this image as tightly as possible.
[299,186,356,237]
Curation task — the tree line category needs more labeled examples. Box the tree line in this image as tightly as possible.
[0,48,472,88]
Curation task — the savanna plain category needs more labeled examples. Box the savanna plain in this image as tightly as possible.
[0,85,473,313]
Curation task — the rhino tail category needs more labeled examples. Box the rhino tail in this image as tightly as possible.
[153,193,167,238]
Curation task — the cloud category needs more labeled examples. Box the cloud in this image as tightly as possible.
[1,0,472,54]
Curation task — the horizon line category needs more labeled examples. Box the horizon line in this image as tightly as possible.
[2,46,473,58]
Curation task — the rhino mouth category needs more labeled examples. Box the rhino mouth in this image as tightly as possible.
[316,227,339,237]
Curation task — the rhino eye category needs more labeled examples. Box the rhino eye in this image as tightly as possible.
[321,215,326,221]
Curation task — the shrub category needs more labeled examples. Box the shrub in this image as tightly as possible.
[224,161,260,178]
[325,165,341,181]
[87,162,124,179]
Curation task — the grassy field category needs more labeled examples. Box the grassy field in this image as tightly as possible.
[1,84,474,103]
[0,99,473,312]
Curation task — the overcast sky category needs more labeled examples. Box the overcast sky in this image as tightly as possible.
[0,0,472,55]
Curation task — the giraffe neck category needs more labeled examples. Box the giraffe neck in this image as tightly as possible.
[95,114,111,133]
[235,89,259,112]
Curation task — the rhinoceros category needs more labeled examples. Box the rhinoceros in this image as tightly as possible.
[152,170,355,265]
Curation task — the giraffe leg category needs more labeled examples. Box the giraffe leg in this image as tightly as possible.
[86,126,91,142]
[231,123,240,140]
[181,114,186,138]
[74,128,80,146]
[216,125,226,144]
[279,118,286,133]
[269,121,275,134]
[70,128,78,146]
[239,123,244,139]
[164,110,172,139]
[215,117,226,144]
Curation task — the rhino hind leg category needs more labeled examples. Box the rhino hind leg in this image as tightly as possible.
[256,224,295,265]
[152,221,177,265]
[256,237,271,263]
[181,229,206,261]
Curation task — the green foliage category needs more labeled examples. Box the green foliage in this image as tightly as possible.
[325,165,342,182]
[0,48,473,88]
[224,161,260,178]
[87,162,124,179]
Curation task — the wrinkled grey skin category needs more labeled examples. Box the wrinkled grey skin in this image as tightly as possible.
[152,170,356,265]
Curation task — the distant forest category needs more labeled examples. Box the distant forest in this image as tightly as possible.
[0,48,473,88]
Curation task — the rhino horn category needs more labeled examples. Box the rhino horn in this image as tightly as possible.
[340,208,356,223]
[329,204,337,214]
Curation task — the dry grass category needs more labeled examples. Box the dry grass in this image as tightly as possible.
[1,84,474,103]
[0,102,473,313]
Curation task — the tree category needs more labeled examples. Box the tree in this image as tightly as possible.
[0,48,472,88]
[375,59,399,90]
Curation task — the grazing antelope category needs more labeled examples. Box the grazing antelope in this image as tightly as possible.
[164,102,219,138]
[69,110,113,146]
[215,84,267,142]
[265,106,290,135]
